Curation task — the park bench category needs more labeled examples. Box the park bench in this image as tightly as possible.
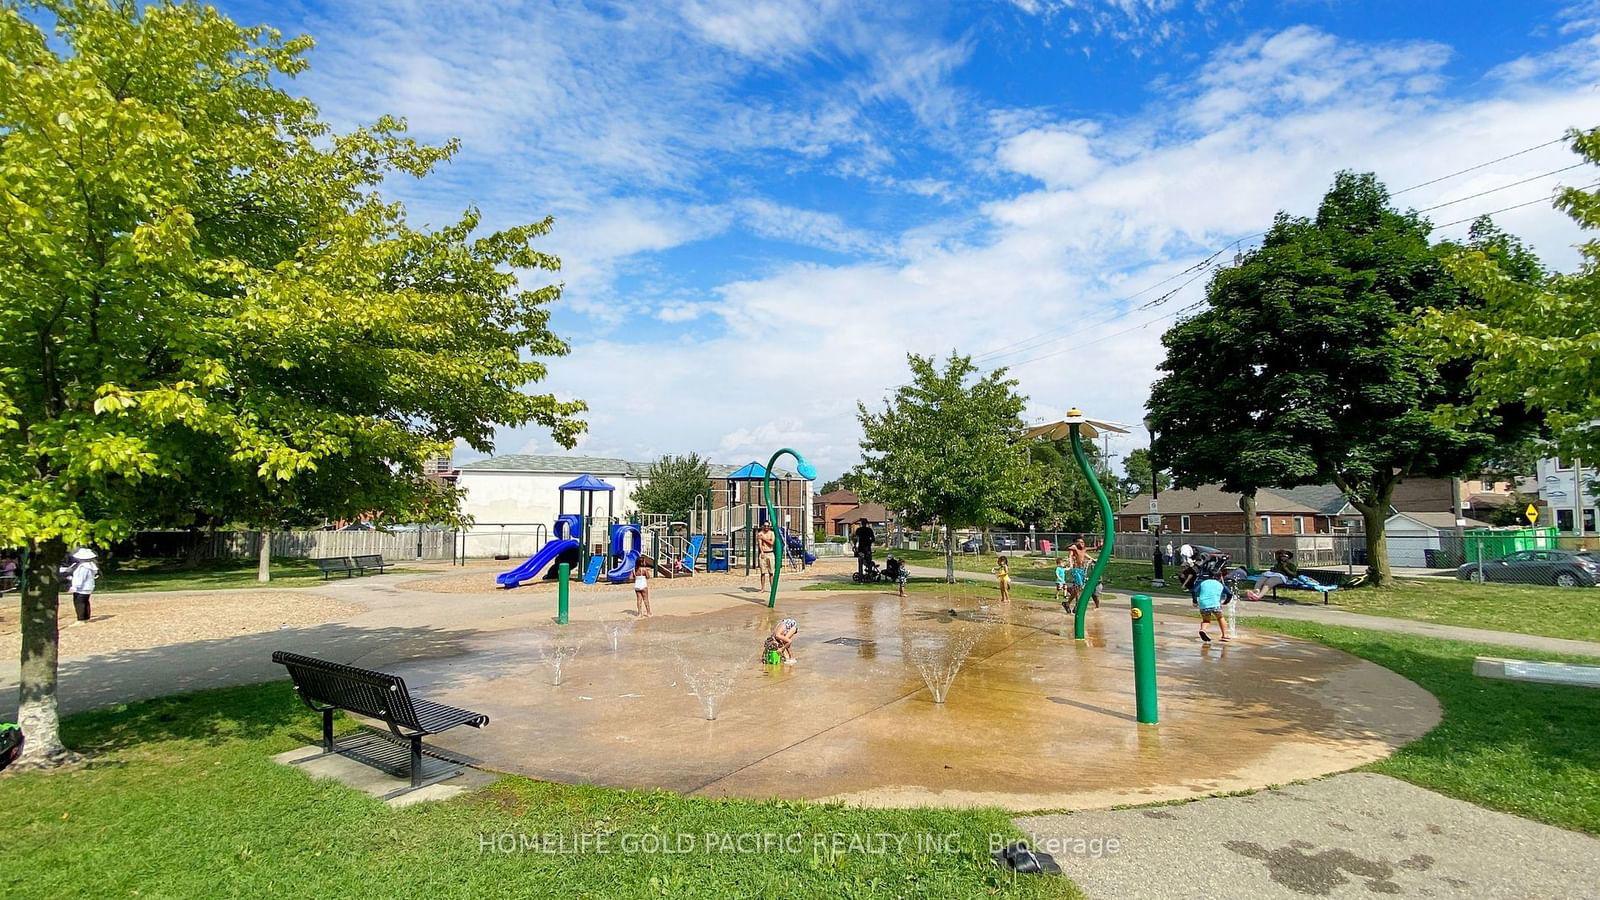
[271,650,489,798]
[315,556,358,579]
[351,554,388,575]
[1265,568,1362,604]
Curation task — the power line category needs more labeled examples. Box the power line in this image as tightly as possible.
[1416,163,1586,213]
[1390,136,1569,196]
[1430,181,1598,230]
[968,134,1570,368]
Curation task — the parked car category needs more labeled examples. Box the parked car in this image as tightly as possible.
[1455,550,1599,587]
[959,534,1019,553]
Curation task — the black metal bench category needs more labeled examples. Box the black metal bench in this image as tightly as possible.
[351,554,388,575]
[271,651,489,798]
[1267,568,1362,604]
[315,557,358,579]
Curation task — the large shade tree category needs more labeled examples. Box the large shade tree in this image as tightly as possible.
[855,353,1034,581]
[1149,172,1530,585]
[630,453,712,524]
[0,0,585,767]
[1419,127,1600,462]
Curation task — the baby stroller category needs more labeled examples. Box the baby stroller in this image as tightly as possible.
[883,556,908,584]
[851,558,885,584]
[1184,551,1234,605]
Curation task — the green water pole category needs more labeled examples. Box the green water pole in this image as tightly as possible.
[557,563,570,625]
[763,447,817,609]
[1130,593,1158,724]
[1069,417,1116,640]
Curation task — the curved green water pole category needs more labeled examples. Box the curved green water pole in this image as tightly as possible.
[1070,418,1116,640]
[763,447,817,609]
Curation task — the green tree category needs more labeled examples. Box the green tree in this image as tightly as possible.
[630,453,712,523]
[818,471,865,496]
[855,353,1033,581]
[1119,448,1171,498]
[0,0,584,767]
[1007,438,1118,534]
[1419,127,1600,461]
[1149,172,1529,585]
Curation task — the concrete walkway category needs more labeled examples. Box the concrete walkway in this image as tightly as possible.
[1020,772,1600,899]
[904,565,1600,658]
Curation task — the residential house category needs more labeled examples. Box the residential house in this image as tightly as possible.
[1536,456,1597,534]
[1115,485,1333,536]
[813,489,860,536]
[828,502,892,539]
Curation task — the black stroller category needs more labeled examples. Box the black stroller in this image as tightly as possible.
[851,557,884,583]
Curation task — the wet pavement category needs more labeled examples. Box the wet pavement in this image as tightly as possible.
[392,588,1439,811]
[1020,772,1600,898]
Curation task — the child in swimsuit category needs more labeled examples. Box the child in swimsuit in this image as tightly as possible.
[764,617,798,664]
[993,556,1011,603]
[633,560,651,617]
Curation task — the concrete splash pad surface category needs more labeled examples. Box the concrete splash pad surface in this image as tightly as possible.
[397,590,1439,811]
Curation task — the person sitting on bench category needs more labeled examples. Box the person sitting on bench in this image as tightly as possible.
[1247,550,1299,601]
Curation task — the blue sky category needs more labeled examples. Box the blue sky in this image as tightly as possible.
[218,0,1599,478]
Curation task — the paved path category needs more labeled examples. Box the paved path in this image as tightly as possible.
[904,565,1600,658]
[1019,772,1600,899]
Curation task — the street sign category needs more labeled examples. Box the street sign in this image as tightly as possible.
[1525,503,1539,525]
[1148,499,1159,513]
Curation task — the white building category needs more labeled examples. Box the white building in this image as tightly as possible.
[452,454,814,558]
[1535,456,1597,534]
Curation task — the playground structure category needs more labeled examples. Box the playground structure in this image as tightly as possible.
[495,461,811,589]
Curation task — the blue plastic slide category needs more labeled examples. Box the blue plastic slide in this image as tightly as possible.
[497,538,580,588]
[680,535,705,573]
[606,524,643,583]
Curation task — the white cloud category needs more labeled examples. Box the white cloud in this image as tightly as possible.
[507,23,1598,479]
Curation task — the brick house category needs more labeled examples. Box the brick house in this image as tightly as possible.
[1116,485,1334,536]
[812,489,859,536]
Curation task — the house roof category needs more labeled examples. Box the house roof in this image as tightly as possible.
[459,454,637,474]
[457,454,802,479]
[1389,511,1490,529]
[1116,485,1321,517]
[832,503,890,524]
[1269,485,1353,517]
[815,489,859,504]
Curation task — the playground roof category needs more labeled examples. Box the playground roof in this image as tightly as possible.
[724,462,771,481]
[559,474,615,492]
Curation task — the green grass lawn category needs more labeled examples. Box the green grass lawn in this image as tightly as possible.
[1317,578,1600,643]
[896,549,1600,644]
[99,558,421,593]
[894,550,1155,593]
[1250,617,1600,834]
[0,682,1078,899]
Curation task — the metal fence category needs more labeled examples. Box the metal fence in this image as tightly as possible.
[890,526,1600,589]
[130,529,457,561]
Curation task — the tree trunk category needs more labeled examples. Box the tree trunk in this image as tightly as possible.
[1358,502,1392,587]
[944,524,955,583]
[1239,490,1258,569]
[256,530,271,582]
[15,537,76,768]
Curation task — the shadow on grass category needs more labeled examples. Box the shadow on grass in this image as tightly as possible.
[63,680,311,753]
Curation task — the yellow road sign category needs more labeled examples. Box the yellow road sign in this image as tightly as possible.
[1525,503,1539,524]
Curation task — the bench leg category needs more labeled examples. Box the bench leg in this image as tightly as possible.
[322,708,335,752]
[409,735,423,788]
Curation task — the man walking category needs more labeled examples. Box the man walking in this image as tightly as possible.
[66,547,99,626]
[850,518,876,579]
[757,522,777,591]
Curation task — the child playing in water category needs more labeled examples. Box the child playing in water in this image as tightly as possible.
[633,559,651,617]
[1054,557,1068,602]
[1195,573,1230,643]
[993,556,1011,603]
[765,617,798,664]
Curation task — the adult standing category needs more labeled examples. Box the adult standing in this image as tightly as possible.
[66,548,99,626]
[1164,540,1174,565]
[850,518,876,579]
[1179,542,1194,567]
[756,522,777,591]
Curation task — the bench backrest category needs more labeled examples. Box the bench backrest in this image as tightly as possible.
[315,557,354,570]
[271,651,420,728]
[352,554,384,566]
